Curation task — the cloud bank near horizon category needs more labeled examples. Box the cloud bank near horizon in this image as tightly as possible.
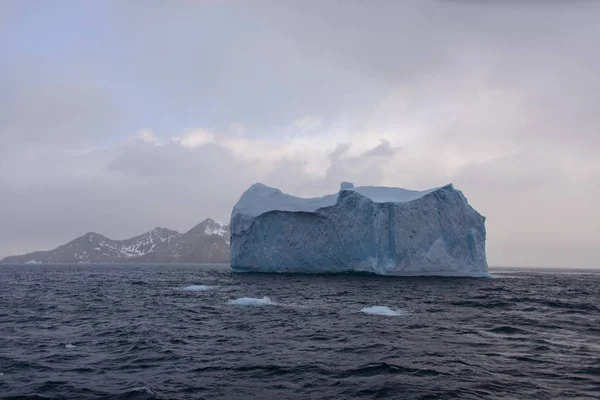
[1,1,599,267]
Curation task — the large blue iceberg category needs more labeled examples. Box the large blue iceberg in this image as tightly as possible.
[230,182,489,277]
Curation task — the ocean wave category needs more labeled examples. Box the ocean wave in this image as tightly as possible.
[487,326,528,335]
[340,362,443,377]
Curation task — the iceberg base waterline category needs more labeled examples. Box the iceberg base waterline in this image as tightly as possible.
[231,266,492,278]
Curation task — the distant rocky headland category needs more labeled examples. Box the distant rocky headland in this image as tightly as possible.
[1,219,229,264]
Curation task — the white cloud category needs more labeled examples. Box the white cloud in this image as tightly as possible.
[173,129,216,149]
[136,129,160,145]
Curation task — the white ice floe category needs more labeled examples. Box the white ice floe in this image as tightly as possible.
[65,343,76,349]
[230,296,274,306]
[183,285,213,291]
[360,306,405,316]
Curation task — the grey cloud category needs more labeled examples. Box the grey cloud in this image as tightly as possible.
[108,142,237,179]
[361,139,401,158]
[452,151,600,268]
[324,140,401,187]
[456,152,561,190]
[0,59,117,153]
[261,158,324,197]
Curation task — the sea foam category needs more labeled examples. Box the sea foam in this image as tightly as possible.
[360,306,405,316]
[230,296,274,306]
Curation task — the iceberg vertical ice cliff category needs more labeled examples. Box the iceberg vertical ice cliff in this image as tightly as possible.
[230,182,489,277]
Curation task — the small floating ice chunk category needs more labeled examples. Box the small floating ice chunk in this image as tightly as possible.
[230,296,273,306]
[65,344,76,349]
[183,285,213,291]
[360,306,405,316]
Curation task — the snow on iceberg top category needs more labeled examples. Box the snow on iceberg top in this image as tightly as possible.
[233,182,441,217]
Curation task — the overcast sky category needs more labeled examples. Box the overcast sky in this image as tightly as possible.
[1,0,599,267]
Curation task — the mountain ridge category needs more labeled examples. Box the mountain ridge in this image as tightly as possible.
[0,218,230,264]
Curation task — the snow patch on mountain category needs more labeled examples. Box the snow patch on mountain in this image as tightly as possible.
[204,225,226,236]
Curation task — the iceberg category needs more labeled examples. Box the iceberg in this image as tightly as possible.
[230,182,489,277]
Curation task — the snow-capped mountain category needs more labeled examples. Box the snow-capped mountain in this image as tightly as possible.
[117,227,181,258]
[0,219,230,264]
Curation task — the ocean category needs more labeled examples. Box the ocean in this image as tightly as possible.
[0,264,598,399]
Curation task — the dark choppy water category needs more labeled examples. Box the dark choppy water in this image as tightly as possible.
[0,265,599,400]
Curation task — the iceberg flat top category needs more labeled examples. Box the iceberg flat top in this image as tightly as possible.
[352,186,439,203]
[233,182,440,217]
